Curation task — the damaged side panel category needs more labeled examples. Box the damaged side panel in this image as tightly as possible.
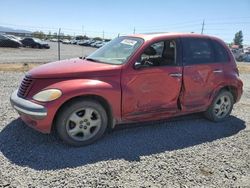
[121,66,183,122]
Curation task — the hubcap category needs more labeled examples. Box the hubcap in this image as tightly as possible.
[213,95,231,118]
[66,107,102,141]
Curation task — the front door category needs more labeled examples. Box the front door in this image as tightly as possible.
[121,39,182,121]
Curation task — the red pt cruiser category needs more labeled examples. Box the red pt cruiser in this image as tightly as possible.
[10,33,243,146]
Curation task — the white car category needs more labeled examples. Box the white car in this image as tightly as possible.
[62,39,71,44]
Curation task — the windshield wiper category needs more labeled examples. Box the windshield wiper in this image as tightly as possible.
[85,57,98,62]
[85,57,107,64]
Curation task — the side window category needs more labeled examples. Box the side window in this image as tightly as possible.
[141,41,164,61]
[182,38,215,65]
[212,40,230,62]
[140,40,177,66]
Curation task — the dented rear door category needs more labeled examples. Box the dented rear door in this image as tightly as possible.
[180,37,225,111]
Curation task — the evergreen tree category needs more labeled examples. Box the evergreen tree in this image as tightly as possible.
[233,30,243,48]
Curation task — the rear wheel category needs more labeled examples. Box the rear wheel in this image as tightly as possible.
[55,99,108,146]
[204,90,234,122]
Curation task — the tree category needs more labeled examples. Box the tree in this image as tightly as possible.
[93,37,102,41]
[32,31,46,39]
[233,30,243,48]
[53,32,58,38]
[47,31,52,39]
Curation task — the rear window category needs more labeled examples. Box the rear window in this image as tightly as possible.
[211,40,230,62]
[182,38,215,65]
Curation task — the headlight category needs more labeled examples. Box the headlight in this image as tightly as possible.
[33,89,62,102]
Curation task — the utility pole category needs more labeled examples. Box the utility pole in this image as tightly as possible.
[82,25,84,57]
[133,27,136,34]
[118,33,120,37]
[58,28,61,60]
[201,20,205,34]
[102,30,105,40]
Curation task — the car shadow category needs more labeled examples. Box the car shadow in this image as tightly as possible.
[0,114,246,170]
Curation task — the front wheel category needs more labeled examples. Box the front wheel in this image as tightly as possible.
[55,99,108,146]
[204,90,234,122]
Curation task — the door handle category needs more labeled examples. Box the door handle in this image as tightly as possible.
[213,69,223,73]
[169,73,182,77]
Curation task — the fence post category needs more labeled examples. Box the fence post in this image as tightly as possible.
[58,28,61,60]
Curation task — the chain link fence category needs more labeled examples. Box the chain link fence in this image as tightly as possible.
[0,28,115,65]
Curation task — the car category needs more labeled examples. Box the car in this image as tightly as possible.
[50,38,58,42]
[10,33,243,146]
[83,39,96,46]
[62,39,71,44]
[90,41,102,47]
[96,41,108,48]
[5,34,22,41]
[0,34,22,48]
[21,38,50,49]
[242,53,250,62]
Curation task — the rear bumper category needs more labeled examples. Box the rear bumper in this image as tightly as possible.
[10,90,47,119]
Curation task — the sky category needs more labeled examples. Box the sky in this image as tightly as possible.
[0,0,250,44]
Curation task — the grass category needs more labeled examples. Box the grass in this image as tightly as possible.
[0,62,250,73]
[0,63,40,72]
[237,63,250,73]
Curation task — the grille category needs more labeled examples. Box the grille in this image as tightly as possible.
[17,76,34,98]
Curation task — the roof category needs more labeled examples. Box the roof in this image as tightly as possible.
[128,32,218,41]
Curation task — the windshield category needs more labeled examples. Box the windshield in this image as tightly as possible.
[33,38,42,42]
[87,36,144,65]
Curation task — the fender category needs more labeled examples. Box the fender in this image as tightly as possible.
[207,79,242,108]
[27,77,121,132]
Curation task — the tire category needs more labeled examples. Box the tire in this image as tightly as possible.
[204,90,234,122]
[55,99,108,146]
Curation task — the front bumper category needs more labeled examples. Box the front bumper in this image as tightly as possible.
[10,90,47,119]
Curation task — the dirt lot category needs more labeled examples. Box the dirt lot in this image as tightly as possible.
[0,71,249,187]
[0,42,96,64]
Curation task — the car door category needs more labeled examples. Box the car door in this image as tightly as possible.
[180,37,225,111]
[121,39,182,121]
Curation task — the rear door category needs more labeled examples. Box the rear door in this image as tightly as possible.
[180,37,225,111]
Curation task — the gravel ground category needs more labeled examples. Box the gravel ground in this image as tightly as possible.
[0,72,249,187]
[0,42,96,64]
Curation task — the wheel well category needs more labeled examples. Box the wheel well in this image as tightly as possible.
[220,86,238,103]
[52,95,114,133]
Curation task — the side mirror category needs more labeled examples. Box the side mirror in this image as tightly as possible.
[134,61,142,69]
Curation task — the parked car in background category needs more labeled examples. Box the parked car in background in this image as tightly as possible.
[0,34,22,48]
[77,40,86,45]
[21,38,50,49]
[50,38,58,42]
[10,33,243,146]
[62,39,71,44]
[90,41,102,47]
[6,34,22,41]
[95,41,107,48]
[242,53,250,62]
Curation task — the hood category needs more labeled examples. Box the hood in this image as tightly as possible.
[28,58,122,79]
